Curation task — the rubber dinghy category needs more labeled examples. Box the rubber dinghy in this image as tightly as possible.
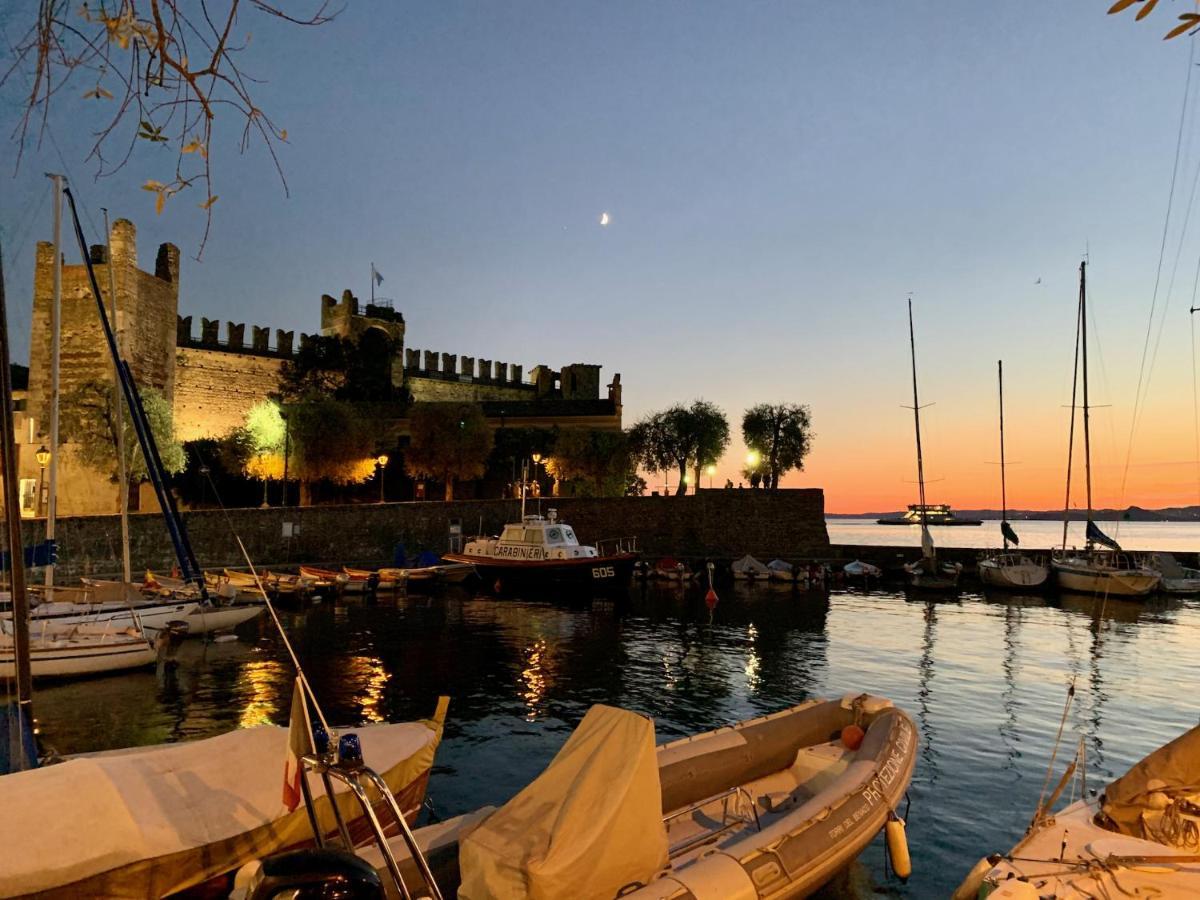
[330,694,918,899]
[0,699,448,898]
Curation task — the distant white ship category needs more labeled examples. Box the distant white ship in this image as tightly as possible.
[877,504,982,526]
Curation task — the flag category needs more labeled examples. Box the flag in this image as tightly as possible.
[282,677,313,812]
[372,264,384,286]
[1086,520,1122,552]
[1001,520,1020,546]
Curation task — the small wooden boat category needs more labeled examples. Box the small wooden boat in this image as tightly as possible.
[955,723,1200,899]
[653,556,695,582]
[0,699,449,898]
[731,554,771,582]
[297,565,355,592]
[297,695,917,899]
[0,627,157,678]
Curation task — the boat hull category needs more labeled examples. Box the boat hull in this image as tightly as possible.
[444,552,637,591]
[1052,563,1159,597]
[978,560,1049,590]
[0,635,157,678]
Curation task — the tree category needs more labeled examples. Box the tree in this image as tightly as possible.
[628,401,729,495]
[404,402,493,501]
[278,331,403,403]
[1108,1,1200,40]
[545,429,632,497]
[741,403,814,490]
[286,395,381,503]
[59,380,185,482]
[4,1,339,252]
[242,399,286,481]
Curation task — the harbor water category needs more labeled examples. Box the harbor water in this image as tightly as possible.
[828,517,1200,552]
[22,579,1200,898]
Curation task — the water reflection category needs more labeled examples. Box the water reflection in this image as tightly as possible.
[12,581,1200,898]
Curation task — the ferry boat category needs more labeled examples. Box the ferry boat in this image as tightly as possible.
[877,503,983,526]
[444,509,638,591]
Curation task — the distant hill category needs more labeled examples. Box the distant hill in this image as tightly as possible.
[828,505,1200,522]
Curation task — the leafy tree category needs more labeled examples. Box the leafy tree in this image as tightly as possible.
[404,402,493,501]
[486,427,557,496]
[742,403,814,490]
[59,380,185,481]
[628,401,729,495]
[174,435,260,508]
[545,429,632,497]
[286,395,382,502]
[1108,1,1200,40]
[279,331,403,403]
[5,2,339,253]
[242,399,286,481]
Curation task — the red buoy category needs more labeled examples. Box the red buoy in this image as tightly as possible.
[704,587,719,609]
[841,724,865,751]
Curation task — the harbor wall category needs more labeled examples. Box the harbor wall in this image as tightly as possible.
[24,489,831,579]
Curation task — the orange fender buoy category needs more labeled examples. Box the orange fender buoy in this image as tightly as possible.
[885,814,912,881]
[704,588,719,609]
[840,724,865,751]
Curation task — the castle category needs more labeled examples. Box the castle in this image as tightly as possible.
[17,221,622,516]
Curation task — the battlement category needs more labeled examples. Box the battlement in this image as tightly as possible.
[176,315,316,358]
[404,347,530,387]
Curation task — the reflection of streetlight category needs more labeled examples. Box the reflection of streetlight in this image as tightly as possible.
[705,463,716,489]
[35,445,50,516]
[376,454,389,503]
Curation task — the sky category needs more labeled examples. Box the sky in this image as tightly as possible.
[3,2,1200,513]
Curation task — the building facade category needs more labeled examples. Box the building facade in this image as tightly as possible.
[20,221,622,516]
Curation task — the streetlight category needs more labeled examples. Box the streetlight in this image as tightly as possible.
[705,463,716,489]
[530,453,542,497]
[376,454,389,503]
[35,445,50,516]
[682,472,692,495]
[746,449,761,468]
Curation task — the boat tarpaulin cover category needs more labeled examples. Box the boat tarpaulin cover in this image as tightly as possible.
[458,704,668,900]
[732,554,769,575]
[0,711,446,898]
[1101,724,1200,848]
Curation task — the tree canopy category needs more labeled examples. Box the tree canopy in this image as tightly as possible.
[286,395,382,488]
[242,399,287,480]
[404,402,493,501]
[278,333,402,403]
[545,428,633,497]
[741,403,814,490]
[59,380,185,481]
[628,400,729,495]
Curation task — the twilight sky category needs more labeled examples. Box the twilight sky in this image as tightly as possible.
[2,2,1200,512]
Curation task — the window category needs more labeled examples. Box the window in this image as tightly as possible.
[562,527,577,544]
[524,528,543,543]
[18,479,36,518]
[546,527,562,543]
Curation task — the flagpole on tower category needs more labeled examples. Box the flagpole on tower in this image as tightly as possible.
[370,261,375,304]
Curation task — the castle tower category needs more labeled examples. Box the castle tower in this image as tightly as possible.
[320,289,406,388]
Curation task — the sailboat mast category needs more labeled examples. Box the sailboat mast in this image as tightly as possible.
[45,174,63,594]
[999,359,1008,551]
[0,243,34,716]
[908,300,928,513]
[1080,260,1093,533]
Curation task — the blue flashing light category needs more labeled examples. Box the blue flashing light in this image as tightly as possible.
[312,721,330,756]
[338,732,363,764]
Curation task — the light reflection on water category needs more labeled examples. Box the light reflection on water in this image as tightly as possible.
[17,583,1200,897]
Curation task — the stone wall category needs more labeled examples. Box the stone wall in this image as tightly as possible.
[174,347,286,441]
[407,375,535,403]
[26,489,830,579]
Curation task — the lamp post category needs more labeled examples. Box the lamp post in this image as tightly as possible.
[35,445,49,517]
[377,454,389,503]
[530,452,542,497]
[705,464,716,489]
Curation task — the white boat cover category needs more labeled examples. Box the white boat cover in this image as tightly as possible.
[1101,723,1200,848]
[732,554,769,575]
[767,559,794,573]
[458,705,668,900]
[0,715,444,898]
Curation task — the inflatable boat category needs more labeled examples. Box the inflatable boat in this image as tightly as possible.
[266,695,917,900]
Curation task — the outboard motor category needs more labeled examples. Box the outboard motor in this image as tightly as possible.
[238,849,384,900]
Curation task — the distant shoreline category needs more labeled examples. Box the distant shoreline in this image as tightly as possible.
[827,506,1200,523]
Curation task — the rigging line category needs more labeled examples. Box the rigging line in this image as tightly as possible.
[1062,280,1083,552]
[197,460,331,734]
[1122,35,1197,502]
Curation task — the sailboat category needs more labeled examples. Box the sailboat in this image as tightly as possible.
[1050,263,1159,598]
[978,361,1049,590]
[901,301,962,591]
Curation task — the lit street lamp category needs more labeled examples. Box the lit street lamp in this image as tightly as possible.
[705,463,716,489]
[376,454,389,503]
[35,445,50,516]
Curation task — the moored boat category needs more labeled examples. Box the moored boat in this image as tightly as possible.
[843,559,883,581]
[0,627,157,678]
[731,553,771,582]
[978,552,1049,590]
[257,695,917,900]
[444,509,637,591]
[1142,552,1200,594]
[297,565,356,592]
[767,558,799,582]
[1051,549,1160,597]
[0,701,449,898]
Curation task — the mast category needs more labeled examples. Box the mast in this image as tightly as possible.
[1080,260,1094,542]
[0,242,34,728]
[45,174,63,594]
[999,359,1008,551]
[908,300,933,558]
[1061,270,1084,552]
[102,209,131,584]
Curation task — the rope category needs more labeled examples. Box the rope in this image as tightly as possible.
[1031,677,1077,831]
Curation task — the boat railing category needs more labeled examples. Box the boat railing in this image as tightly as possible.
[595,536,639,556]
[300,736,444,900]
[664,784,761,858]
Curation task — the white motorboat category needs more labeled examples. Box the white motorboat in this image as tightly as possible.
[955,724,1200,899]
[0,627,157,678]
[731,554,771,581]
[843,559,882,580]
[979,552,1049,590]
[767,558,798,582]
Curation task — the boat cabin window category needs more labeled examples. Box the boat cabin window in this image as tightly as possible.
[546,527,563,543]
[524,528,543,543]
[501,526,524,542]
[562,527,577,544]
